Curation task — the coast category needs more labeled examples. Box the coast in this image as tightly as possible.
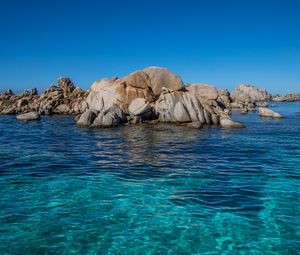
[1,67,297,127]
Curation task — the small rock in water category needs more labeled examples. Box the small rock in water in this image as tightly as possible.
[220,116,245,129]
[258,107,282,118]
[186,122,203,129]
[16,111,41,121]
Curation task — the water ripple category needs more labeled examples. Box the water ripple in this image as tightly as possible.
[0,102,300,254]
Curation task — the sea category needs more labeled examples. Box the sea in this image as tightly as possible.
[0,102,299,255]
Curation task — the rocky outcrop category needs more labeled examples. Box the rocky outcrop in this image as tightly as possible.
[258,108,282,118]
[86,67,184,114]
[272,93,300,102]
[228,84,272,112]
[0,78,87,115]
[231,84,271,103]
[186,84,219,101]
[58,77,75,94]
[77,66,241,128]
[154,90,213,124]
[2,66,248,130]
[16,111,40,121]
[218,89,231,109]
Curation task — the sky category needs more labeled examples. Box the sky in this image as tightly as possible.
[0,0,299,94]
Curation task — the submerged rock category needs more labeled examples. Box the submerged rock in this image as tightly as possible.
[186,122,203,129]
[16,111,40,121]
[258,108,282,118]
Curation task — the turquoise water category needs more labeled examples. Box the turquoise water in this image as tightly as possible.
[0,102,299,255]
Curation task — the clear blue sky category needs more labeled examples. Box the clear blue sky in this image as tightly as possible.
[0,0,299,94]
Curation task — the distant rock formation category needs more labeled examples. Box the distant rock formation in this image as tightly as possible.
[0,77,87,115]
[229,84,272,112]
[231,84,272,103]
[272,93,300,102]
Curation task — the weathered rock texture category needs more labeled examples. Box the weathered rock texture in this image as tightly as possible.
[0,77,87,115]
[1,67,253,129]
[228,84,272,112]
[231,84,272,103]
[79,67,232,128]
[272,93,300,102]
[258,108,283,118]
[16,111,41,121]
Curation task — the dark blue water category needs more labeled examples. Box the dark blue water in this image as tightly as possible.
[1,103,299,255]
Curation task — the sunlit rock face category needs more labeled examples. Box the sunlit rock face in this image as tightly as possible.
[81,66,231,127]
[231,84,272,103]
[86,67,184,113]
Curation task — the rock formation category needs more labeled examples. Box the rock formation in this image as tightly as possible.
[78,67,234,128]
[229,84,272,112]
[0,77,87,115]
[272,93,300,102]
[231,84,272,103]
[10,67,300,129]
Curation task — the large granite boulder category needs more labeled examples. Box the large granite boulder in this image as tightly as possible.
[92,105,126,128]
[16,111,40,121]
[258,108,282,118]
[187,84,219,101]
[128,98,152,117]
[86,78,117,112]
[154,90,212,124]
[142,67,184,96]
[76,110,98,126]
[231,84,271,103]
[115,71,156,108]
[86,67,185,114]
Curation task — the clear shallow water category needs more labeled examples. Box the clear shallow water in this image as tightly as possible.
[0,103,299,255]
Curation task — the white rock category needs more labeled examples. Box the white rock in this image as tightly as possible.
[258,107,282,118]
[16,111,40,121]
[128,98,152,116]
[220,116,245,129]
